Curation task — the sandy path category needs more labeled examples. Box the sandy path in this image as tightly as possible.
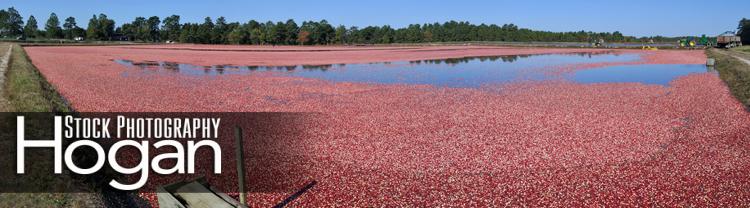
[731,52,750,65]
[714,49,750,66]
[0,44,12,111]
[0,44,12,84]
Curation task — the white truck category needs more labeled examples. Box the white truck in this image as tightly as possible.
[717,33,742,48]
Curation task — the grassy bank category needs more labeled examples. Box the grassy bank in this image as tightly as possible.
[731,46,750,53]
[4,43,70,112]
[0,44,146,208]
[707,49,750,109]
[0,43,86,207]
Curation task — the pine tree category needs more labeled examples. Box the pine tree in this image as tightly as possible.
[23,15,37,38]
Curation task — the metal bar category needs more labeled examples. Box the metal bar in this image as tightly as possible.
[235,126,247,207]
[273,181,317,208]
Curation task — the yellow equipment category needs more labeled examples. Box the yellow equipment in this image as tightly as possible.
[642,46,659,50]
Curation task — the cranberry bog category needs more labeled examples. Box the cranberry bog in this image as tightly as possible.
[25,45,750,206]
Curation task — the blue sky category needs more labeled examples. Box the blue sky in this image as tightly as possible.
[4,0,748,37]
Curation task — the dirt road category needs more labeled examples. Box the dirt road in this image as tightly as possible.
[0,43,12,111]
[715,48,750,66]
[729,52,750,66]
[0,44,12,86]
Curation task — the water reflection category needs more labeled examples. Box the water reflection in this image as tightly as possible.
[572,64,708,86]
[115,59,342,74]
[410,55,528,65]
[410,51,616,65]
[114,51,706,87]
[115,51,624,75]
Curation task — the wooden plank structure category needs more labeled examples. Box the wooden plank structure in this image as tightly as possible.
[157,126,249,208]
[156,177,242,208]
[156,126,316,207]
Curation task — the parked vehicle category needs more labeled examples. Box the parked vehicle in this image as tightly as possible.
[717,32,742,48]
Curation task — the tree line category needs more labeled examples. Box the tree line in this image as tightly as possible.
[2,7,691,44]
[117,17,641,44]
[739,18,750,45]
